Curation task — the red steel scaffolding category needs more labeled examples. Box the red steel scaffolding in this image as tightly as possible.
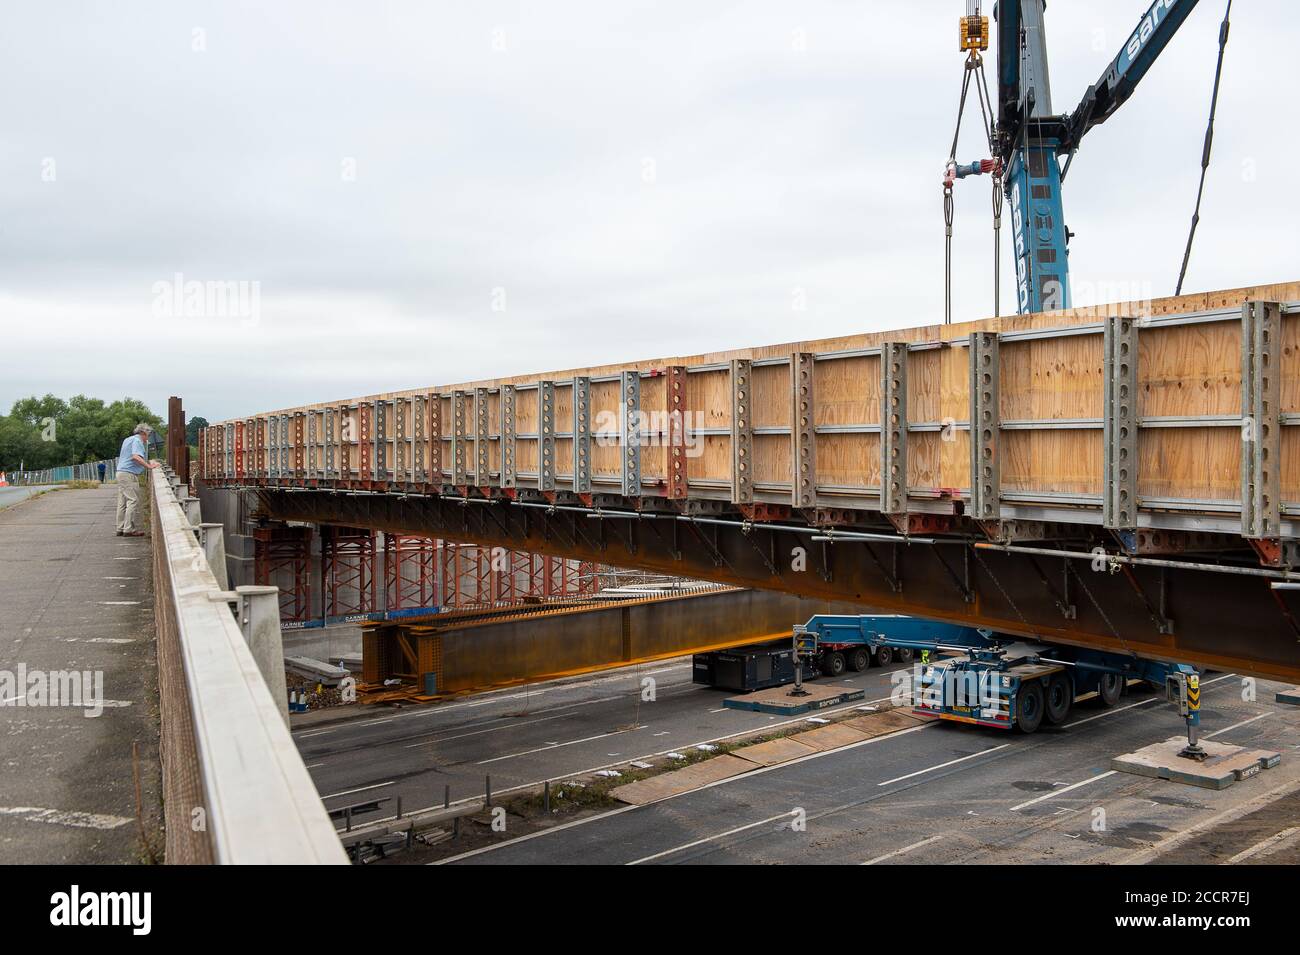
[253,525,313,624]
[437,542,602,609]
[383,534,437,611]
[322,525,378,618]
[258,523,612,622]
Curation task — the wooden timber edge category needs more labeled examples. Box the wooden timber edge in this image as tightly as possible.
[209,281,1300,416]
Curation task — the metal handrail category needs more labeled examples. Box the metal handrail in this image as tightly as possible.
[150,467,345,864]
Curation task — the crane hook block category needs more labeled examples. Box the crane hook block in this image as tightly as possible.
[960,14,988,54]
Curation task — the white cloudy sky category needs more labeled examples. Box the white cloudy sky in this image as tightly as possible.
[1,1,1295,423]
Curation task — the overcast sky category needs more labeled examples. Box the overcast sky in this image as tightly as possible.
[1,1,1295,424]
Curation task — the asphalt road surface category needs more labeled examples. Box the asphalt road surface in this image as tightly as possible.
[0,485,61,509]
[295,656,911,824]
[438,671,1300,865]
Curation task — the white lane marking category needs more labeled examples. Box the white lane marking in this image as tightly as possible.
[102,576,137,580]
[449,666,690,709]
[403,712,573,748]
[97,601,140,606]
[470,690,903,769]
[435,722,934,864]
[478,730,636,764]
[320,781,394,800]
[295,695,608,741]
[64,637,135,644]
[112,557,141,561]
[1122,775,1300,865]
[0,806,131,830]
[627,810,800,865]
[708,708,727,713]
[358,718,395,727]
[877,743,1011,787]
[1205,712,1269,738]
[393,693,907,827]
[1224,826,1300,864]
[1010,771,1117,812]
[1061,672,1237,729]
[305,762,325,769]
[861,834,946,865]
[431,805,643,863]
[300,663,694,731]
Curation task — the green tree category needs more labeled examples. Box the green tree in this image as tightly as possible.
[0,395,164,471]
[186,416,210,447]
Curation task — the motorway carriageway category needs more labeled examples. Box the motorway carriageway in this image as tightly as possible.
[437,672,1300,865]
[294,656,911,826]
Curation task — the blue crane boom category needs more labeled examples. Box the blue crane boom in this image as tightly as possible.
[958,1,1204,314]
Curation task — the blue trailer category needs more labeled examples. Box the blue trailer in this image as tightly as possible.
[848,622,1201,738]
[793,614,990,677]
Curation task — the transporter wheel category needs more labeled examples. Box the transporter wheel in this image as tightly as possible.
[897,647,914,663]
[1098,672,1124,707]
[822,651,846,678]
[847,648,870,672]
[875,646,894,667]
[1015,682,1045,734]
[1045,674,1073,724]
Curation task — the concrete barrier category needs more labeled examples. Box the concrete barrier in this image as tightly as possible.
[150,467,345,864]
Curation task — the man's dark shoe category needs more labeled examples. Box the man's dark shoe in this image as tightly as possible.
[123,531,146,537]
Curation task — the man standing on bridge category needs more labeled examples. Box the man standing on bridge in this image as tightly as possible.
[115,423,158,537]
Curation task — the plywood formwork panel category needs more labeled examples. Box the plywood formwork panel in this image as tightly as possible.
[1281,430,1300,504]
[1139,323,1241,417]
[1000,337,1104,421]
[1139,429,1240,502]
[204,281,1300,535]
[555,436,574,480]
[689,369,731,431]
[752,363,791,430]
[753,434,792,487]
[906,349,943,425]
[817,433,880,490]
[641,440,667,482]
[907,431,946,491]
[1003,431,1102,495]
[696,434,732,484]
[815,354,879,427]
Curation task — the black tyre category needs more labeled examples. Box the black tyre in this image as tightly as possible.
[1098,672,1123,707]
[1015,681,1045,734]
[897,647,914,663]
[1045,674,1072,724]
[847,648,870,672]
[875,646,894,667]
[821,651,846,678]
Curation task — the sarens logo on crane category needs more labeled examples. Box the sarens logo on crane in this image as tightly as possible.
[1126,0,1182,65]
[1010,181,1030,313]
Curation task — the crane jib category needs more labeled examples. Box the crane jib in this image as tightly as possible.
[992,0,1203,313]
[1124,0,1184,70]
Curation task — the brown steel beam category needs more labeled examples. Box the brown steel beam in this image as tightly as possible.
[256,488,1300,684]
